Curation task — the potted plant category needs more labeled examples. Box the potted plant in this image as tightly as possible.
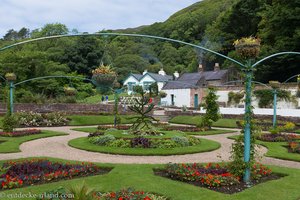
[64,87,77,96]
[233,37,261,59]
[269,81,280,89]
[5,73,16,81]
[92,64,116,85]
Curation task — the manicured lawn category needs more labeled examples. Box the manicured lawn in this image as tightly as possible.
[72,127,98,133]
[78,93,129,103]
[228,135,300,162]
[256,140,300,162]
[67,115,135,126]
[185,129,235,136]
[0,131,68,153]
[169,116,239,128]
[0,158,300,200]
[68,137,220,155]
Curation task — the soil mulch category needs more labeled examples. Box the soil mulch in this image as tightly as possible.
[154,169,285,194]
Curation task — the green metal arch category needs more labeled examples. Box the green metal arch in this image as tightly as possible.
[283,74,300,83]
[14,75,94,87]
[0,32,245,67]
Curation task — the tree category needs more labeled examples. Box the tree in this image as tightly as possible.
[62,36,104,75]
[32,23,69,37]
[128,86,158,135]
[201,87,221,129]
[255,0,300,82]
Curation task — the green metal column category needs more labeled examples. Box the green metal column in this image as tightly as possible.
[272,89,277,128]
[9,81,14,113]
[114,91,119,127]
[243,63,254,184]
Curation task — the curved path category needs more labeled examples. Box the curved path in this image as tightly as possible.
[0,126,299,169]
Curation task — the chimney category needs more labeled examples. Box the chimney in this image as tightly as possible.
[173,71,179,79]
[214,63,220,71]
[198,64,204,72]
[158,68,166,76]
[143,69,148,75]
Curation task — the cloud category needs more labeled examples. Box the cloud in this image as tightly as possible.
[0,0,200,37]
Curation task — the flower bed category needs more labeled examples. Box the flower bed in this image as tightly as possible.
[154,162,280,194]
[257,133,300,142]
[89,135,201,149]
[16,111,69,127]
[288,141,300,154]
[0,159,111,190]
[97,188,168,200]
[0,129,41,137]
[37,187,168,200]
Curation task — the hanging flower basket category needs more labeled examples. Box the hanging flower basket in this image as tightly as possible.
[92,64,116,86]
[64,87,77,96]
[5,73,16,81]
[269,81,280,89]
[234,37,261,59]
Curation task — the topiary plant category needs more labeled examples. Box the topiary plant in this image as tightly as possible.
[200,87,221,129]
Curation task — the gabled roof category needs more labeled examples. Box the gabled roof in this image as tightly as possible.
[178,70,228,81]
[131,73,143,81]
[162,69,228,90]
[123,73,143,84]
[141,72,173,82]
[162,81,198,89]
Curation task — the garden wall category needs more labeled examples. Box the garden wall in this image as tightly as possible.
[0,103,137,115]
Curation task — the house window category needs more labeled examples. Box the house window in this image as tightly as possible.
[128,82,136,91]
[143,81,153,91]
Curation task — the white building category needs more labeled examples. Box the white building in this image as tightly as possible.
[161,63,230,108]
[123,69,174,94]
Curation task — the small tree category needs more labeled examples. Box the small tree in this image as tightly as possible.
[2,88,18,132]
[128,86,158,135]
[201,87,221,129]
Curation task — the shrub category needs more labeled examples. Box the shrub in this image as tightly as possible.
[171,136,189,147]
[131,137,151,148]
[89,134,116,146]
[187,136,201,146]
[16,111,68,127]
[283,122,296,131]
[88,131,104,137]
[2,114,18,132]
[201,87,221,129]
[106,139,130,148]
[268,127,281,134]
[151,139,179,149]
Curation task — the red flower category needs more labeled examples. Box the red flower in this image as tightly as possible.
[144,196,151,200]
[118,197,123,200]
[18,180,23,185]
[110,192,116,198]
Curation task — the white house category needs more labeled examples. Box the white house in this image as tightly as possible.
[123,69,174,94]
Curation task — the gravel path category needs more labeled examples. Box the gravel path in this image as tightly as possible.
[0,126,299,169]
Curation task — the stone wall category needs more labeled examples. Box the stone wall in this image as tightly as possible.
[0,103,137,115]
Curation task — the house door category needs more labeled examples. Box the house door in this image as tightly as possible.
[171,94,175,106]
[194,94,199,109]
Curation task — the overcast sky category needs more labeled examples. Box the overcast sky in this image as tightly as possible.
[0,0,200,37]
